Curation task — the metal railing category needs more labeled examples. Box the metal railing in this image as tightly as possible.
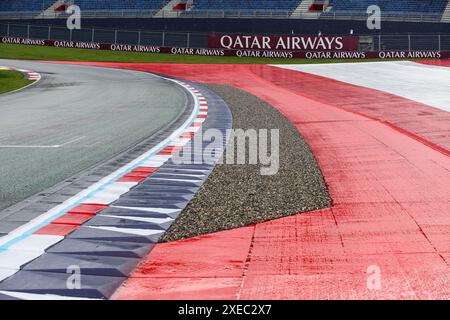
[0,9,448,23]
[1,23,450,52]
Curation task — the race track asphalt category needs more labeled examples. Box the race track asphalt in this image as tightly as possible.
[0,59,187,213]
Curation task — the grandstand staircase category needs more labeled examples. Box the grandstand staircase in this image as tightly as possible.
[36,0,72,18]
[442,0,450,22]
[291,0,322,18]
[154,0,183,18]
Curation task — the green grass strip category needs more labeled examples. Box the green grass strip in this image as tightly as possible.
[0,69,33,94]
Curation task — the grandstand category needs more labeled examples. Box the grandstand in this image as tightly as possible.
[185,0,300,12]
[72,0,168,11]
[0,0,449,34]
[0,0,170,12]
[0,0,448,19]
[326,0,449,14]
[0,0,55,12]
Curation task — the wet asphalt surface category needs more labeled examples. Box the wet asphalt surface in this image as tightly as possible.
[0,59,187,213]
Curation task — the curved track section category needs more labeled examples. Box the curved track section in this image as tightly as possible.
[0,59,186,214]
[0,77,232,300]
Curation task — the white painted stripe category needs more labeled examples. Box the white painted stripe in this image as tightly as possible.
[186,126,201,133]
[0,291,97,300]
[139,160,166,167]
[87,226,164,237]
[159,168,209,173]
[153,172,205,178]
[82,182,135,204]
[110,206,181,215]
[101,215,173,224]
[0,250,43,269]
[170,138,191,147]
[150,155,172,162]
[8,235,63,253]
[151,177,200,183]
[82,195,120,205]
[0,269,18,282]
[0,235,62,273]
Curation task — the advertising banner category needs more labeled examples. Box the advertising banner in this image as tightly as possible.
[1,36,448,60]
[208,34,359,51]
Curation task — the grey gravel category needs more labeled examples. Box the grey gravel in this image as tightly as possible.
[161,84,331,242]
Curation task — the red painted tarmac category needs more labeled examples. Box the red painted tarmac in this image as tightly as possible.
[48,61,450,299]
[417,60,450,68]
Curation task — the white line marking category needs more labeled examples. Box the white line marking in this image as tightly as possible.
[8,235,64,253]
[0,269,18,282]
[0,250,43,269]
[0,136,86,148]
[110,206,181,215]
[56,136,86,147]
[0,291,98,300]
[151,177,200,183]
[87,226,164,237]
[101,215,173,224]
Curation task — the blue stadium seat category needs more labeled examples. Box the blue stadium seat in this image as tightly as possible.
[0,0,447,15]
[0,0,54,12]
[72,0,168,11]
[189,0,301,12]
[325,0,448,14]
[0,0,169,12]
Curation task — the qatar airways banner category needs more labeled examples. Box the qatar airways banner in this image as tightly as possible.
[2,37,449,60]
[208,34,359,51]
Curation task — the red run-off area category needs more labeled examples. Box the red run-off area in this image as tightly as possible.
[47,61,450,300]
